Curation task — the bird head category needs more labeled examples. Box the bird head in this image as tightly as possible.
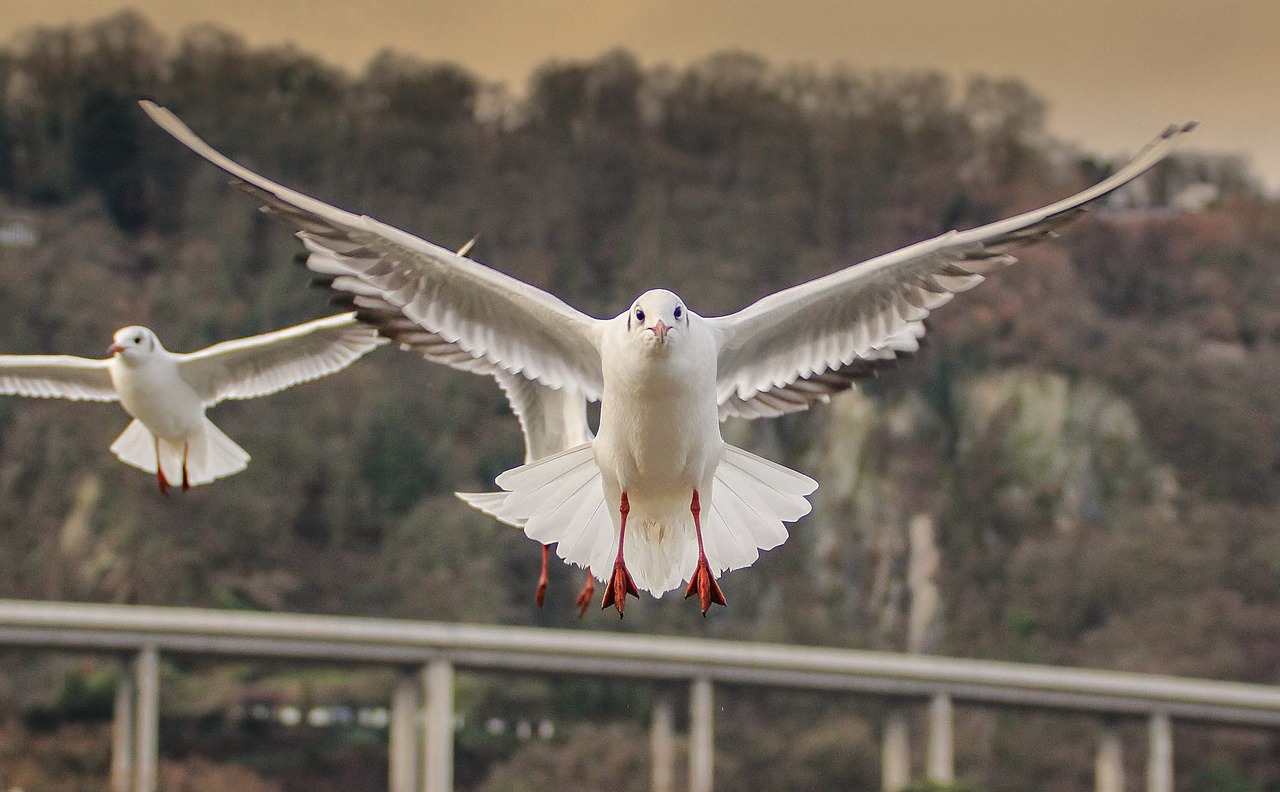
[627,289,688,351]
[108,326,160,364]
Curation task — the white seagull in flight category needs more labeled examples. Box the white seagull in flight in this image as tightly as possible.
[0,314,382,492]
[141,100,1193,614]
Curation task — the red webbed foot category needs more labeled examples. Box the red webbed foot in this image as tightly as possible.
[684,554,727,615]
[601,560,639,616]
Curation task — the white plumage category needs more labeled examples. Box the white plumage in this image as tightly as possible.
[141,99,1193,612]
[0,314,382,491]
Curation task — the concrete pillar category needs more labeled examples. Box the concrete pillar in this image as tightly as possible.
[882,708,910,792]
[651,691,675,792]
[422,659,454,792]
[1096,722,1124,792]
[926,692,954,784]
[390,669,421,792]
[689,676,714,792]
[110,661,135,792]
[1147,711,1173,792]
[134,646,159,792]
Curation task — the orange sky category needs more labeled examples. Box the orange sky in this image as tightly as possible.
[3,0,1278,192]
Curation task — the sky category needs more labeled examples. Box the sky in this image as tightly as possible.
[2,0,1278,193]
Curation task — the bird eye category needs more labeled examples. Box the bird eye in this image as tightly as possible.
[635,307,645,323]
[673,305,683,320]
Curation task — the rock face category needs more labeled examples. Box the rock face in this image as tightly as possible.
[806,368,1172,651]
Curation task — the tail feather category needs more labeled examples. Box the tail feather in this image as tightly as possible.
[183,419,250,485]
[109,418,249,486]
[110,419,158,473]
[462,440,817,596]
[455,492,520,526]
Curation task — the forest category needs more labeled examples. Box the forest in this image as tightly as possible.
[0,9,1278,791]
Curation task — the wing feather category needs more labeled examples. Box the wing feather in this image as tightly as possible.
[141,100,605,399]
[0,356,116,402]
[177,313,383,405]
[711,123,1195,411]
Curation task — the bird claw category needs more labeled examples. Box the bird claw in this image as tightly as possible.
[601,560,638,616]
[575,576,596,618]
[684,554,727,615]
[156,469,169,496]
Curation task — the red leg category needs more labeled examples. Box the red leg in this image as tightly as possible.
[684,490,726,614]
[574,574,596,618]
[600,492,639,616]
[535,544,549,607]
[154,437,169,496]
[181,441,190,491]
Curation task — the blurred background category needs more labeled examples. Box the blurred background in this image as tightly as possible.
[0,6,1277,791]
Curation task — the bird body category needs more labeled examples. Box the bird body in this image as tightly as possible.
[0,314,382,491]
[105,325,248,488]
[141,99,1194,611]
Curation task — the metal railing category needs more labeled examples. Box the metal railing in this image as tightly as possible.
[0,598,1277,791]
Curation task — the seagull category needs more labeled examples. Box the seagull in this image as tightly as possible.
[141,100,1194,614]
[0,313,383,492]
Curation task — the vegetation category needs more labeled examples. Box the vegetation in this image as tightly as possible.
[0,8,1277,791]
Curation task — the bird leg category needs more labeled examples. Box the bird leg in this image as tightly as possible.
[574,574,596,618]
[601,491,639,616]
[154,437,169,496]
[181,442,190,491]
[535,544,549,607]
[684,490,726,614]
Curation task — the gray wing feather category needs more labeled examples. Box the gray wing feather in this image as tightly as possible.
[178,313,383,405]
[0,356,116,402]
[711,123,1195,412]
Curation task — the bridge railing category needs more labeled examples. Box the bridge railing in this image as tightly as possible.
[0,598,1277,792]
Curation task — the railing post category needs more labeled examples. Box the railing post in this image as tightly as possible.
[651,691,675,792]
[111,659,135,792]
[926,692,954,784]
[422,659,454,792]
[689,676,714,792]
[1096,721,1124,792]
[134,645,159,792]
[1147,711,1173,792]
[390,668,421,792]
[882,708,910,792]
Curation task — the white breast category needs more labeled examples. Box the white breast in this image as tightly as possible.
[110,356,205,439]
[594,314,722,496]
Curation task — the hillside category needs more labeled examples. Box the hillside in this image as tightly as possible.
[0,10,1277,791]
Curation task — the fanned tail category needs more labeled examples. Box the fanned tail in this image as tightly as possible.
[109,418,249,487]
[463,440,817,598]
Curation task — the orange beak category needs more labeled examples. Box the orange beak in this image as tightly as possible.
[650,320,669,342]
[108,343,125,356]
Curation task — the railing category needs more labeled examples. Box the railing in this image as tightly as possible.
[0,599,1278,791]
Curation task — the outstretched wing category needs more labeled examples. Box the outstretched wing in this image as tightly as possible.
[0,355,116,402]
[141,100,606,399]
[177,313,384,405]
[717,322,924,420]
[711,123,1195,412]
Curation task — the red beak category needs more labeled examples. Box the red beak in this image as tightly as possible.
[650,320,669,341]
[108,344,125,356]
